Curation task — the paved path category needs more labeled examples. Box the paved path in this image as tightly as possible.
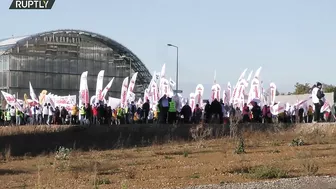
[180,176,336,189]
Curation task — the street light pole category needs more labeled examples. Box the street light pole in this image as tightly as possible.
[167,44,179,94]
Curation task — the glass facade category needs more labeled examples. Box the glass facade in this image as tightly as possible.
[0,32,149,100]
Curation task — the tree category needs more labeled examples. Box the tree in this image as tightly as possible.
[275,90,280,96]
[322,83,336,93]
[293,82,336,94]
[293,82,311,94]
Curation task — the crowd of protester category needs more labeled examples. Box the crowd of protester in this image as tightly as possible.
[0,83,333,126]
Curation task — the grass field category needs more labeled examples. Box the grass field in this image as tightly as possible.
[1,124,336,189]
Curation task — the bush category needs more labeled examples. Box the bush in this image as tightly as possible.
[290,138,304,146]
[249,166,288,179]
[302,160,319,176]
[55,146,72,160]
[234,137,245,154]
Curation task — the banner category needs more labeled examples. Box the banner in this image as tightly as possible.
[144,88,149,103]
[159,78,170,98]
[160,64,166,79]
[321,100,331,112]
[227,82,232,104]
[236,68,248,87]
[270,102,286,115]
[128,92,135,102]
[190,93,195,112]
[169,78,176,88]
[246,70,253,82]
[211,84,221,102]
[120,77,129,108]
[29,82,39,103]
[108,97,121,110]
[95,70,105,103]
[253,67,262,80]
[248,78,261,104]
[194,84,204,107]
[230,68,247,104]
[79,71,89,105]
[1,91,16,106]
[101,77,114,100]
[127,72,138,102]
[153,71,160,84]
[45,95,55,109]
[39,90,48,105]
[150,82,158,106]
[269,82,276,106]
[232,79,245,105]
[52,95,76,111]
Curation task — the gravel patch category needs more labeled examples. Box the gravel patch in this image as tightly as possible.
[181,176,336,189]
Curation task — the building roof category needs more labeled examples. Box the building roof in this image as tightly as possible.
[0,29,152,88]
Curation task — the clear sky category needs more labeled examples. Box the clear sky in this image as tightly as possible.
[1,0,336,98]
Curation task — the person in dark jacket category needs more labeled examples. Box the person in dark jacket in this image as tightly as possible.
[210,99,222,123]
[106,106,112,126]
[98,104,105,124]
[312,82,325,122]
[251,101,262,123]
[204,100,211,123]
[181,103,192,124]
[142,99,150,123]
[298,106,304,123]
[60,107,67,125]
[193,104,202,124]
[158,95,169,124]
[85,104,92,125]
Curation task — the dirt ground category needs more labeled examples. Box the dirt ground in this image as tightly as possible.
[1,124,336,189]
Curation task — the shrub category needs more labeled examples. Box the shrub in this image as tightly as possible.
[55,146,72,160]
[302,160,319,176]
[189,173,200,179]
[249,166,288,179]
[290,138,304,146]
[234,137,245,154]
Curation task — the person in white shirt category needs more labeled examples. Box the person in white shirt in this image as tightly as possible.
[42,104,49,124]
[47,103,53,125]
[311,82,325,122]
[9,106,16,126]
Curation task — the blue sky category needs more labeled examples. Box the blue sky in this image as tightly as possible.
[1,0,336,98]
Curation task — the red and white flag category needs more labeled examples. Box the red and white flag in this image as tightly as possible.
[79,71,89,105]
[194,84,204,107]
[120,77,129,108]
[269,82,276,106]
[101,77,114,101]
[95,70,105,103]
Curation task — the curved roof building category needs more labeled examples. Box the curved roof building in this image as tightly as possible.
[0,29,152,101]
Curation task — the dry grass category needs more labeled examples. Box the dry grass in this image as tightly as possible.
[0,125,71,136]
[1,124,336,188]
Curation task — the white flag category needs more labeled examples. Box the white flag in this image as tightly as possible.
[29,82,39,103]
[169,78,176,88]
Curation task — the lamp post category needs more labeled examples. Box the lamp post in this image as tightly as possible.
[167,44,179,94]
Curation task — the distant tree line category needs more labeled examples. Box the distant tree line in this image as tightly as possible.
[290,82,336,95]
[275,82,336,101]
